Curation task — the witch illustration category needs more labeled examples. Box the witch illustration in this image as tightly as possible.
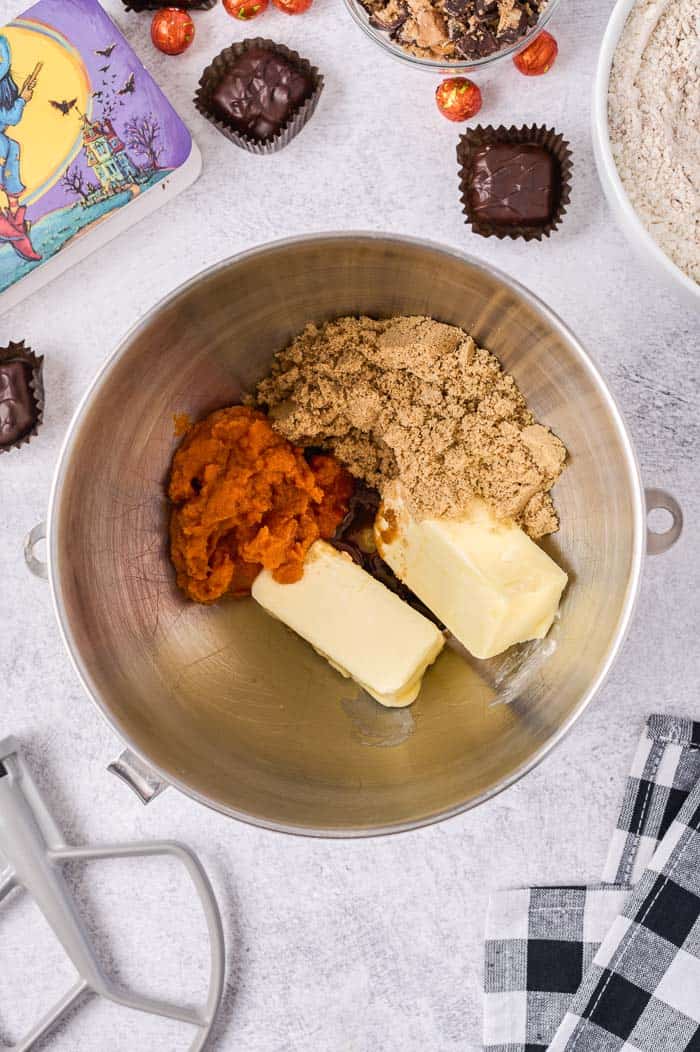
[0,35,41,262]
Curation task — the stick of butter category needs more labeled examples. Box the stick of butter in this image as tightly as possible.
[251,540,445,708]
[375,484,568,660]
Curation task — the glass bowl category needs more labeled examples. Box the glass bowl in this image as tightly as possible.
[343,0,563,74]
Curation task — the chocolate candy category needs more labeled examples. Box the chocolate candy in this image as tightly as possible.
[454,26,499,58]
[469,143,557,226]
[457,124,572,241]
[369,2,408,31]
[0,342,44,452]
[195,39,323,153]
[444,0,471,14]
[211,47,313,141]
[0,362,34,445]
[498,6,528,43]
[474,0,498,18]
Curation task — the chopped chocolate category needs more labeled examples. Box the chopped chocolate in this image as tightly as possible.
[447,16,466,39]
[457,124,573,240]
[454,26,500,58]
[211,48,313,141]
[497,1,528,42]
[369,0,408,30]
[474,0,498,18]
[195,39,323,154]
[0,341,44,452]
[357,0,546,60]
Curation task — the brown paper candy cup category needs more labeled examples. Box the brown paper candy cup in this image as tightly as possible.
[0,341,44,454]
[194,38,324,155]
[457,124,573,241]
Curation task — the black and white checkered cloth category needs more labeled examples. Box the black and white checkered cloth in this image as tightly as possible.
[484,715,700,1052]
[603,715,700,886]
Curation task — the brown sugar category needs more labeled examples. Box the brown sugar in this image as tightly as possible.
[255,316,566,538]
[168,405,353,603]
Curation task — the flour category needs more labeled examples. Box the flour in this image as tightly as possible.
[608,0,699,283]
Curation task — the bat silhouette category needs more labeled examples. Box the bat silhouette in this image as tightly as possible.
[92,90,103,99]
[49,98,77,116]
[118,73,135,95]
[98,64,110,72]
[95,43,116,57]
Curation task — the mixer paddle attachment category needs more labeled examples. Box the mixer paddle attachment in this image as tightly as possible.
[0,737,225,1051]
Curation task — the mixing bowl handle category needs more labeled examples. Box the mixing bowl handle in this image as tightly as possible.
[107,748,169,805]
[24,521,48,579]
[645,488,683,556]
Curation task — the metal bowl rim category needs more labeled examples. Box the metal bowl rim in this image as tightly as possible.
[45,231,646,838]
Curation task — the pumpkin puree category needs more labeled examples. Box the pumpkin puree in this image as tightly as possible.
[168,405,354,603]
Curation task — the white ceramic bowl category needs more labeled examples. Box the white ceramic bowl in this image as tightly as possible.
[592,0,700,310]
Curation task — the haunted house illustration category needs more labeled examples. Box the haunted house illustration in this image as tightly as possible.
[80,114,145,203]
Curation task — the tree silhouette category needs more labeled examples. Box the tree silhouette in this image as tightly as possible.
[123,113,162,172]
[61,164,90,203]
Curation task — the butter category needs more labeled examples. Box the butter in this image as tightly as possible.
[251,540,445,707]
[375,484,567,660]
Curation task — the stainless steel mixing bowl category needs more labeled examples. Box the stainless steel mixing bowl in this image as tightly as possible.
[35,234,651,836]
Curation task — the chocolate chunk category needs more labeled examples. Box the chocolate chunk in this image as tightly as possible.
[474,0,498,18]
[368,1,408,31]
[469,143,558,226]
[447,16,468,39]
[454,26,500,58]
[0,342,43,451]
[211,47,313,142]
[497,5,529,43]
[444,0,471,14]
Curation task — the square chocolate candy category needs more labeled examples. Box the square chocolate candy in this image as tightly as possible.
[457,124,572,241]
[195,39,324,154]
[210,48,313,142]
[469,143,558,226]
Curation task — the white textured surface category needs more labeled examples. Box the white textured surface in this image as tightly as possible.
[0,0,698,1048]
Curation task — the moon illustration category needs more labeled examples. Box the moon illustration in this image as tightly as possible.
[3,18,91,206]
